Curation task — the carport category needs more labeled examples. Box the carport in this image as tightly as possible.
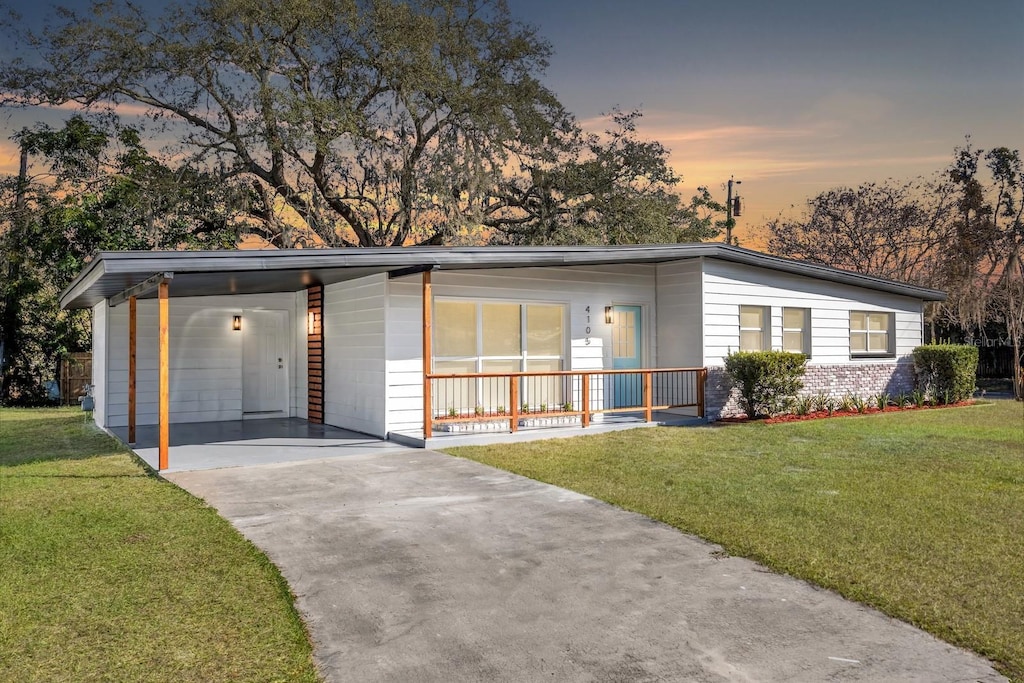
[109,418,414,473]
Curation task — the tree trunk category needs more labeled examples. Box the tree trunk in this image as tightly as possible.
[0,144,29,401]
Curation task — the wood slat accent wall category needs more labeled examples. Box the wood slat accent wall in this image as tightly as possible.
[307,285,324,424]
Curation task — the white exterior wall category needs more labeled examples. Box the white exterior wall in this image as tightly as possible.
[655,260,704,368]
[323,274,387,437]
[91,301,108,427]
[701,259,922,365]
[385,265,660,434]
[104,292,304,427]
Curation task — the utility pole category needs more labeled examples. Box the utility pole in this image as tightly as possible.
[725,176,742,245]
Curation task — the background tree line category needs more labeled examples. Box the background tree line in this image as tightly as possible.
[764,141,1023,399]
[0,0,1019,403]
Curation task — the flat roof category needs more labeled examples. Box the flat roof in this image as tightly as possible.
[59,244,946,309]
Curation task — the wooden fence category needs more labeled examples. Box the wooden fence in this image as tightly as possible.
[59,352,92,405]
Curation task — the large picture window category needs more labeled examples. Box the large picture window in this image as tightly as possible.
[433,300,566,413]
[850,311,894,357]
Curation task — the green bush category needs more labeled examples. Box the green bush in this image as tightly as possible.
[912,345,978,404]
[724,351,807,419]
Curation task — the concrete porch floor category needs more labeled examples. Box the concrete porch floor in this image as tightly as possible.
[110,418,415,473]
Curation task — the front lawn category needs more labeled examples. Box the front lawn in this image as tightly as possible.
[449,400,1024,681]
[0,408,319,682]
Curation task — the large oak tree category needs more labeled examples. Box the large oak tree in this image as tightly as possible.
[2,0,706,248]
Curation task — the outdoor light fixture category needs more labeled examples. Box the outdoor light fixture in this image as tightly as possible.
[604,306,613,324]
[307,311,317,335]
[232,315,242,331]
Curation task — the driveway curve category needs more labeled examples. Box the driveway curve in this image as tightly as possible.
[168,450,1004,683]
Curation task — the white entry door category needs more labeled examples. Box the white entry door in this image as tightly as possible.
[242,310,289,415]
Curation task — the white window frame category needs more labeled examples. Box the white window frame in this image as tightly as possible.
[849,311,895,358]
[432,298,567,372]
[782,307,811,356]
[739,305,770,352]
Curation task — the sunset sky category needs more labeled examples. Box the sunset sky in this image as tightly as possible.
[2,0,1022,243]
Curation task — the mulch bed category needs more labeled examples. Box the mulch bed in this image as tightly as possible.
[718,400,975,424]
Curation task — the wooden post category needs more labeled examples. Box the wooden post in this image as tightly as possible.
[697,368,706,418]
[158,281,169,471]
[128,296,137,444]
[509,376,519,433]
[643,371,653,423]
[422,271,432,439]
[581,373,590,428]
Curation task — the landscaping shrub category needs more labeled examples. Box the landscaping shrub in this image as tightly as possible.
[724,351,807,418]
[912,345,978,404]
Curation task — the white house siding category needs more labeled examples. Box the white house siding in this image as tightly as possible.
[701,258,922,417]
[91,300,108,427]
[104,292,303,427]
[655,259,703,368]
[385,265,661,434]
[323,274,387,437]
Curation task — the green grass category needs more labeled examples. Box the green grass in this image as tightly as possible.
[449,401,1024,682]
[0,408,319,682]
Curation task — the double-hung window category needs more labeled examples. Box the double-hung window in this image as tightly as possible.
[782,307,810,355]
[850,311,894,357]
[739,305,769,351]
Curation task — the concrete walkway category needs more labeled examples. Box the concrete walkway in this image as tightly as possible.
[167,450,1005,683]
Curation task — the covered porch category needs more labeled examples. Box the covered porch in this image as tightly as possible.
[60,246,728,470]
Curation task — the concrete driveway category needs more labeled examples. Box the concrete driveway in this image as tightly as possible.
[167,450,1004,683]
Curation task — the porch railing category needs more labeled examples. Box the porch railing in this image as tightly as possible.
[423,367,706,438]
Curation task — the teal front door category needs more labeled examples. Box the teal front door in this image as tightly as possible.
[611,305,642,408]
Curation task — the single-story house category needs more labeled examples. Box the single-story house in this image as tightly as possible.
[59,244,945,469]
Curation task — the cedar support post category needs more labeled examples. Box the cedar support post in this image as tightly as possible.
[422,271,432,439]
[306,285,324,424]
[158,281,169,471]
[128,296,137,445]
[581,373,590,428]
[509,377,519,433]
[643,371,653,423]
[697,368,706,419]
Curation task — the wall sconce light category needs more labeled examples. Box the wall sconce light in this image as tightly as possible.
[306,311,318,335]
[604,306,613,324]
[232,315,242,331]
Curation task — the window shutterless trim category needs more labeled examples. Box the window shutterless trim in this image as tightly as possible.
[849,311,895,358]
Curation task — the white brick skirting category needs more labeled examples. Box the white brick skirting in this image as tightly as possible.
[705,361,915,420]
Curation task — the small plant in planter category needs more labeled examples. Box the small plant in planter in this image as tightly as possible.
[539,402,548,413]
[824,397,837,416]
[473,405,484,416]
[912,389,926,408]
[562,401,573,412]
[839,394,856,413]
[496,406,506,415]
[812,392,831,413]
[851,395,868,414]
[894,392,910,408]
[794,396,814,416]
[522,402,530,414]
[447,406,458,418]
[875,393,890,410]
